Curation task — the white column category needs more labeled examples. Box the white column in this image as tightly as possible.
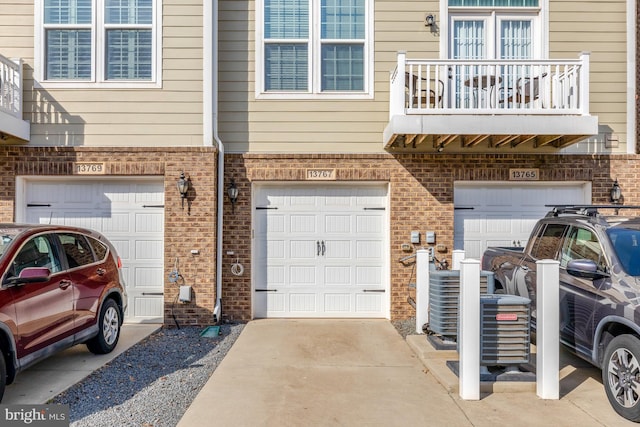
[452,250,465,270]
[415,249,430,334]
[536,259,560,399]
[390,52,407,118]
[459,258,481,400]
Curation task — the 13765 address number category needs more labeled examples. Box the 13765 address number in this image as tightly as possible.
[509,168,539,181]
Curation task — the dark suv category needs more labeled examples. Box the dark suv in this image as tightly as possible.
[482,206,640,421]
[0,224,127,401]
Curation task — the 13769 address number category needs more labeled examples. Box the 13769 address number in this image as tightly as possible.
[74,163,106,175]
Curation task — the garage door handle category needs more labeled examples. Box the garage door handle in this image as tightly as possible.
[317,241,321,256]
[321,241,326,256]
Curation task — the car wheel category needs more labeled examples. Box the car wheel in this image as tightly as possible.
[603,334,640,422]
[86,299,121,355]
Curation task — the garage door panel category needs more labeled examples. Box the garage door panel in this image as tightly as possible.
[102,212,131,233]
[356,215,382,234]
[135,212,163,233]
[325,294,351,312]
[135,240,162,261]
[290,215,316,233]
[357,266,382,285]
[324,266,350,285]
[290,266,316,285]
[325,215,351,233]
[132,297,163,319]
[325,240,350,259]
[289,240,315,259]
[134,266,163,287]
[290,294,316,311]
[356,294,382,312]
[356,240,382,259]
[268,266,285,284]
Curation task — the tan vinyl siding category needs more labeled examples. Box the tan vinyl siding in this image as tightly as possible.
[550,0,628,150]
[9,0,204,147]
[219,0,440,153]
[220,0,630,154]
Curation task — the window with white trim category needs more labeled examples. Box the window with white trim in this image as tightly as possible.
[38,0,159,86]
[258,0,372,97]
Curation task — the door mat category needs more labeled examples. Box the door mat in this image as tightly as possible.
[200,326,221,338]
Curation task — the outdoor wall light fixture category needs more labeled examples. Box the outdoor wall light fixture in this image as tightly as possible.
[610,179,622,204]
[228,178,239,212]
[425,14,435,27]
[177,172,190,209]
[436,142,445,152]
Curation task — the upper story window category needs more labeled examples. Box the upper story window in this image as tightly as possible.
[448,0,541,61]
[36,0,161,88]
[257,0,373,98]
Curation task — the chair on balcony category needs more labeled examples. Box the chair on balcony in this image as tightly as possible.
[504,73,548,106]
[405,72,444,108]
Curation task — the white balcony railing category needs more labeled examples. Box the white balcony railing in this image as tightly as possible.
[0,55,23,119]
[389,52,590,118]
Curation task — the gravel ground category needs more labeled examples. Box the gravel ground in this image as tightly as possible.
[392,316,419,339]
[51,323,244,427]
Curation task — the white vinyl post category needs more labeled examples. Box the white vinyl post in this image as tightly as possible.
[416,249,430,334]
[459,258,481,400]
[452,250,465,270]
[536,259,560,399]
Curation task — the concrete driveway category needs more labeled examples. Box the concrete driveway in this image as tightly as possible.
[179,319,634,427]
[2,324,159,404]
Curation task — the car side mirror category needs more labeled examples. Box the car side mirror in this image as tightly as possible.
[567,259,609,280]
[5,267,51,286]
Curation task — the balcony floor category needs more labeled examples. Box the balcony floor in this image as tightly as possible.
[383,114,599,152]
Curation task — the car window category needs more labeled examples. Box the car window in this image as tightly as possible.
[561,226,606,271]
[530,223,567,260]
[608,228,640,276]
[58,233,96,268]
[87,237,108,261]
[9,235,62,277]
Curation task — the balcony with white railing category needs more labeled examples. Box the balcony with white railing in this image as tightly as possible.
[0,55,29,141]
[384,52,598,151]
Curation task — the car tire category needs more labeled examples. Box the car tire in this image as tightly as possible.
[86,299,121,355]
[603,334,640,422]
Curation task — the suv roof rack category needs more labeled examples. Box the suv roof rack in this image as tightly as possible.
[545,205,640,218]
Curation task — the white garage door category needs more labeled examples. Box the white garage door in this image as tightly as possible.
[253,184,389,318]
[21,179,164,323]
[454,182,591,259]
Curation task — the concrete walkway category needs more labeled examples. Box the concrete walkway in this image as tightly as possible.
[3,323,160,404]
[179,319,635,427]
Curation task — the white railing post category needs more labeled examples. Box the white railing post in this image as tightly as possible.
[536,259,560,399]
[579,52,590,116]
[459,258,481,400]
[415,249,430,334]
[389,52,406,119]
[452,250,465,270]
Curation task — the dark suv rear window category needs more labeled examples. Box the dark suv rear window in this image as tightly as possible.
[531,223,567,260]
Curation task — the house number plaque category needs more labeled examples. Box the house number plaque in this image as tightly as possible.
[509,168,539,181]
[74,162,106,175]
[306,169,336,180]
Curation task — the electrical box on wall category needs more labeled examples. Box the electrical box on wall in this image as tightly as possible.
[179,286,192,303]
[410,231,420,244]
[426,231,436,244]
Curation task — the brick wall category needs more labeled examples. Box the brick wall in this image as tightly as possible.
[0,146,218,327]
[224,152,640,321]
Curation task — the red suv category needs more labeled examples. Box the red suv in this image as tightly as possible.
[0,224,127,401]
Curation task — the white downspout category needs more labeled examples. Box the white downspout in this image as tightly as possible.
[204,0,224,322]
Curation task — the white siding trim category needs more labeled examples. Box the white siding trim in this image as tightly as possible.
[627,0,637,153]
